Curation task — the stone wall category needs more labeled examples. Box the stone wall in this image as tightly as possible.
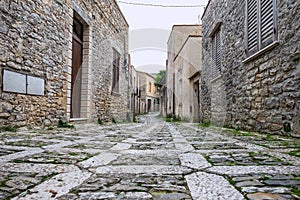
[201,0,300,136]
[0,0,129,127]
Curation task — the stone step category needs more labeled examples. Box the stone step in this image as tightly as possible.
[69,118,88,124]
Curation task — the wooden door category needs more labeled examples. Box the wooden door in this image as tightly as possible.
[193,81,200,123]
[71,34,83,118]
[148,99,152,112]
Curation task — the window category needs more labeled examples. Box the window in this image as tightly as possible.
[148,82,152,93]
[112,49,120,92]
[246,0,277,56]
[211,27,221,78]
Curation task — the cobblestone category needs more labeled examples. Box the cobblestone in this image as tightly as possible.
[0,113,300,199]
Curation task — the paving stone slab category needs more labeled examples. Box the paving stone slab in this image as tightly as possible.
[185,172,245,200]
[0,163,80,174]
[12,171,91,199]
[179,153,212,169]
[207,166,300,175]
[94,165,193,175]
[79,152,119,168]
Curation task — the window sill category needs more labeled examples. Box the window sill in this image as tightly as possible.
[210,74,222,83]
[243,41,280,63]
[111,91,121,96]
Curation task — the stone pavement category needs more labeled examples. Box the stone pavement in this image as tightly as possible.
[0,113,299,200]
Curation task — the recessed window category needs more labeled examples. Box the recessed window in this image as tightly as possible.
[246,0,277,56]
[211,27,221,79]
[148,82,152,93]
[112,49,120,93]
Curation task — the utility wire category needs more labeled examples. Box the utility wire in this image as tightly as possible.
[117,1,206,8]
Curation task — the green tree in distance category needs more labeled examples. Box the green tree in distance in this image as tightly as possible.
[155,70,166,84]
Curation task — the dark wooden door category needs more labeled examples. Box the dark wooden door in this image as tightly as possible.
[148,99,152,112]
[193,81,200,123]
[71,34,83,118]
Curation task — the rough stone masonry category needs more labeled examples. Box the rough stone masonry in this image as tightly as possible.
[201,0,300,136]
[0,0,129,127]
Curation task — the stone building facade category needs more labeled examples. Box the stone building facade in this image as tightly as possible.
[128,64,140,118]
[0,0,129,127]
[201,0,300,136]
[166,25,202,121]
[137,71,159,114]
[174,35,202,122]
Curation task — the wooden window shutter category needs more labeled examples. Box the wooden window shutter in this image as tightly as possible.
[246,0,258,55]
[211,27,221,79]
[260,0,275,48]
[246,0,277,56]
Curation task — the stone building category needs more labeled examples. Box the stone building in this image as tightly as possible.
[166,25,202,121]
[156,74,167,117]
[137,71,159,114]
[201,0,300,136]
[0,0,129,127]
[128,64,140,118]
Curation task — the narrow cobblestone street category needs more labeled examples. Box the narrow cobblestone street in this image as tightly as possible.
[0,113,299,200]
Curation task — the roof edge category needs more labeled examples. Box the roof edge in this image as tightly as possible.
[201,0,212,20]
[113,0,129,27]
[167,24,202,44]
[173,35,202,61]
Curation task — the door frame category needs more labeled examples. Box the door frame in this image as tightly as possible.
[66,9,91,120]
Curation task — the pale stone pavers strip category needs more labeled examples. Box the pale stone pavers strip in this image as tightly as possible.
[119,149,180,155]
[175,143,195,152]
[110,143,132,151]
[93,165,192,175]
[41,141,75,149]
[185,172,245,200]
[194,149,257,154]
[53,148,103,155]
[207,166,300,175]
[78,192,116,199]
[235,141,268,151]
[173,137,188,143]
[0,148,43,163]
[0,145,43,151]
[125,123,147,130]
[179,153,212,169]
[168,123,195,152]
[240,187,290,194]
[12,171,92,200]
[79,152,120,168]
[0,163,80,174]
[79,192,152,199]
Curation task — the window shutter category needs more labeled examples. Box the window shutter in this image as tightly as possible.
[211,28,221,79]
[247,0,258,55]
[260,0,274,48]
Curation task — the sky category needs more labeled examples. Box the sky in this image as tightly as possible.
[117,0,209,74]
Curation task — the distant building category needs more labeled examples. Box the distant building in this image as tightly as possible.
[156,73,167,117]
[0,0,129,126]
[137,71,159,114]
[201,0,300,135]
[166,25,202,122]
[128,65,140,118]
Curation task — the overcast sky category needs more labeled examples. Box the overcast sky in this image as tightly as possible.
[117,0,209,74]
